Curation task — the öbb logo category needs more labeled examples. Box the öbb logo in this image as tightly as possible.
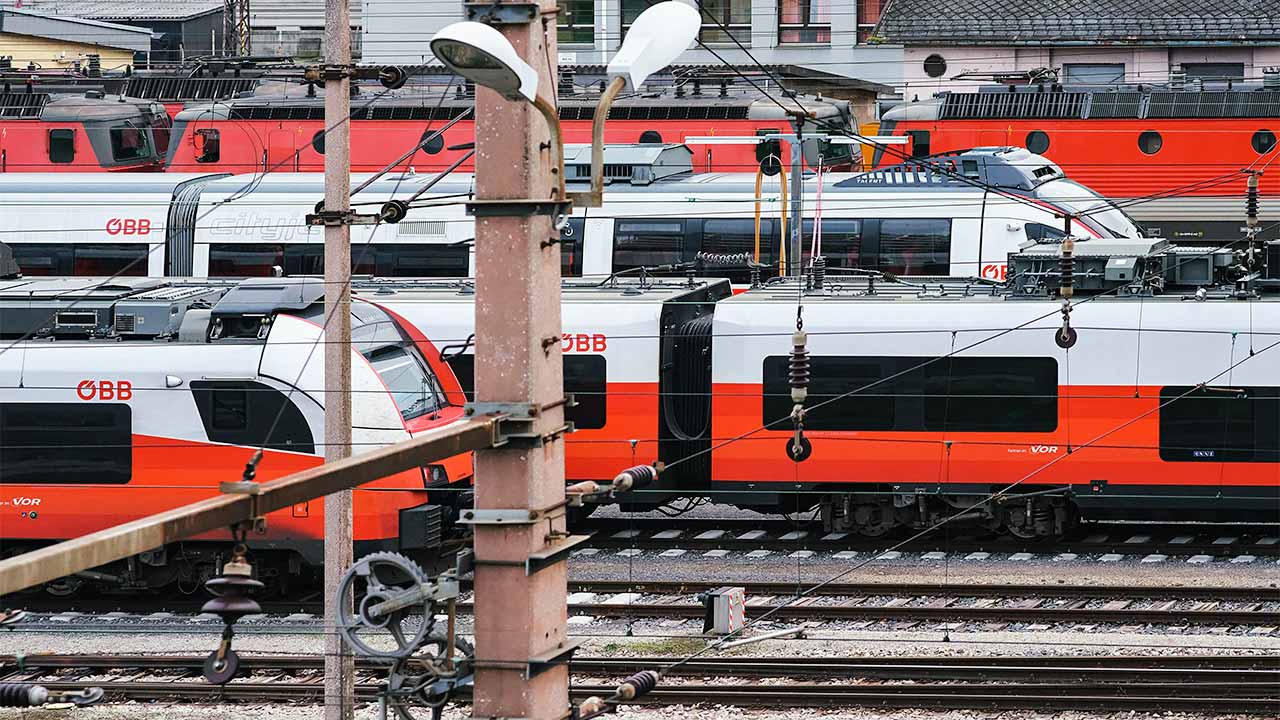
[77,379,133,401]
[980,263,1008,281]
[105,218,152,236]
[561,333,607,353]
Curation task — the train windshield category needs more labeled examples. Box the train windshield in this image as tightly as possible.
[350,303,447,422]
[110,121,153,162]
[1034,179,1142,239]
[150,109,172,156]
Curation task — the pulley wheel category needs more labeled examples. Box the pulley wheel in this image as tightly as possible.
[786,435,812,462]
[203,649,241,684]
[1055,326,1078,349]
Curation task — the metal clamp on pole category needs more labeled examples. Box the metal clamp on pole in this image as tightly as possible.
[465,400,572,447]
[306,208,383,226]
[465,199,573,219]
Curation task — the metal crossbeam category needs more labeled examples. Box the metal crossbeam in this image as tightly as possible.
[0,417,498,595]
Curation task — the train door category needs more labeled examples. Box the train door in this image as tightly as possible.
[582,218,613,276]
[267,129,298,171]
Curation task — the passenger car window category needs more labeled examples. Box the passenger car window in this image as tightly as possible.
[48,129,75,163]
[0,403,132,484]
[879,219,950,275]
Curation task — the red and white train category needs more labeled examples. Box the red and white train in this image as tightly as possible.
[0,275,472,592]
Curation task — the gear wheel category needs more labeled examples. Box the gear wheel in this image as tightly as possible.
[385,636,475,720]
[336,552,437,659]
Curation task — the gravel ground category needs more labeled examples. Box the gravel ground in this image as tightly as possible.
[4,706,1272,720]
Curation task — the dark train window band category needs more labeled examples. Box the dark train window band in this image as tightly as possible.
[762,355,1058,433]
[0,403,132,484]
[191,380,315,453]
[207,243,469,278]
[7,244,148,277]
[444,354,607,429]
[1159,386,1280,463]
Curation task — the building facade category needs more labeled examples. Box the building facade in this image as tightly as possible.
[874,0,1280,98]
[361,0,902,88]
[2,1,225,64]
[0,8,149,71]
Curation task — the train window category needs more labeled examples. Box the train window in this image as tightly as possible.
[564,355,607,429]
[48,129,75,163]
[906,130,930,158]
[878,219,950,275]
[365,345,445,421]
[0,403,132,484]
[7,244,146,277]
[801,219,861,270]
[1138,131,1162,155]
[1159,386,1279,463]
[1026,131,1050,154]
[762,356,1057,433]
[1253,130,1277,155]
[763,356,896,431]
[638,130,664,144]
[440,353,605,428]
[311,130,325,155]
[209,244,284,276]
[110,122,151,162]
[613,219,687,273]
[420,128,445,155]
[191,381,315,453]
[702,218,778,283]
[72,244,148,276]
[923,357,1058,433]
[387,245,469,277]
[561,218,585,277]
[1025,223,1066,242]
[195,129,221,163]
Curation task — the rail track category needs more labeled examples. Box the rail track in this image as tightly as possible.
[580,517,1280,558]
[7,580,1278,631]
[3,653,1278,713]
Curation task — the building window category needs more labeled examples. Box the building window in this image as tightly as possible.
[48,129,75,163]
[1062,63,1125,86]
[1138,130,1163,155]
[623,0,751,44]
[0,403,133,484]
[762,356,1058,433]
[923,54,947,78]
[558,0,595,44]
[779,0,831,43]
[857,0,883,43]
[1182,63,1244,81]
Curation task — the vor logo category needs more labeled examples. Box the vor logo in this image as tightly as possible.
[77,379,133,401]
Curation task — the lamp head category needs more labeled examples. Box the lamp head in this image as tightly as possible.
[607,1,700,91]
[430,21,538,102]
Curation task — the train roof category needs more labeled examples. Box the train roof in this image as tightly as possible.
[350,276,732,304]
[885,84,1280,122]
[173,86,850,123]
[0,173,227,195]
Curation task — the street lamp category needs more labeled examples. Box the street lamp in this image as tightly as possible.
[430,1,699,206]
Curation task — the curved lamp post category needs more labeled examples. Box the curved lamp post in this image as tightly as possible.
[430,1,700,206]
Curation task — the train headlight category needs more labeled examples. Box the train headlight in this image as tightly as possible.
[423,464,448,487]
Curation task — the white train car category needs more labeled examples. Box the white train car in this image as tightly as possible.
[0,276,473,590]
[0,146,1145,284]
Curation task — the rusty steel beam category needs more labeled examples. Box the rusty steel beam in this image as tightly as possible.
[0,417,498,595]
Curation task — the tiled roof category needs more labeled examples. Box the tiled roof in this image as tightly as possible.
[5,0,222,21]
[875,0,1280,45]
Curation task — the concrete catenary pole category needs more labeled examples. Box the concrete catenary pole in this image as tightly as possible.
[322,0,355,716]
[470,3,571,717]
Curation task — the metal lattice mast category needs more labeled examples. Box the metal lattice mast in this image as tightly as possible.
[223,0,250,55]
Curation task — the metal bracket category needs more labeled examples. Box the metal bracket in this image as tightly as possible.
[465,401,571,448]
[525,534,591,575]
[367,571,461,618]
[457,508,543,525]
[217,482,267,535]
[466,199,572,219]
[464,1,539,24]
[306,209,383,227]
[525,640,581,679]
